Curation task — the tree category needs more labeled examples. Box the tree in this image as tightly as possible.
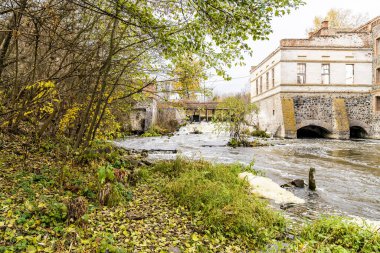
[213,96,258,147]
[308,9,368,33]
[171,55,208,100]
[0,0,303,147]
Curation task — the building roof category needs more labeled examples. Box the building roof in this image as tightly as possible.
[352,16,380,32]
[250,18,379,73]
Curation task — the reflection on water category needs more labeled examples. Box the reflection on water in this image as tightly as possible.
[115,123,380,220]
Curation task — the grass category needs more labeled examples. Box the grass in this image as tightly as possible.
[1,133,379,252]
[151,158,286,248]
[286,216,380,252]
[150,158,380,252]
[1,134,280,252]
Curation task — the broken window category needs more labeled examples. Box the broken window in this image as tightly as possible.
[297,63,306,84]
[346,64,354,84]
[266,72,269,90]
[321,64,330,84]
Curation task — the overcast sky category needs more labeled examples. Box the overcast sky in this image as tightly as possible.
[208,0,380,95]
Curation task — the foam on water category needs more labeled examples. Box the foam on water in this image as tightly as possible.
[239,172,305,204]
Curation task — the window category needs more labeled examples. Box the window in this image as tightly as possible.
[321,64,330,84]
[376,38,380,55]
[260,76,263,93]
[346,64,354,84]
[377,68,380,84]
[272,68,275,87]
[297,63,306,84]
[376,97,380,112]
[266,72,269,90]
[256,79,259,95]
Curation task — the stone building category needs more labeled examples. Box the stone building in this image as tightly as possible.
[128,98,158,133]
[250,17,380,139]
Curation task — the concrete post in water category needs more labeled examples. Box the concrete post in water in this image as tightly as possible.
[309,167,316,191]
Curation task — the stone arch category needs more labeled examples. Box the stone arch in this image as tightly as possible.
[296,120,333,133]
[349,121,369,139]
[297,122,332,139]
[349,120,370,134]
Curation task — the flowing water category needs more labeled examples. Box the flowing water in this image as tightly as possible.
[115,123,380,221]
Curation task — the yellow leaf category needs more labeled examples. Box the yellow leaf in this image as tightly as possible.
[81,239,90,245]
[37,202,46,209]
[25,200,35,211]
[191,233,199,241]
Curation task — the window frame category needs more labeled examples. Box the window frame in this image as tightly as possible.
[321,64,330,84]
[266,72,269,90]
[345,64,354,84]
[297,63,306,84]
[376,96,380,112]
[272,68,275,88]
[260,76,263,93]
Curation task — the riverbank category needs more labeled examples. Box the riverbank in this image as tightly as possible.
[0,134,379,252]
[115,123,380,221]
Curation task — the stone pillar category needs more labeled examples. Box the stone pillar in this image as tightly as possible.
[143,98,157,131]
[331,98,350,139]
[281,98,297,138]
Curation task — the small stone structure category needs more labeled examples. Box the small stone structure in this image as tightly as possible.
[129,99,187,133]
[250,17,380,139]
[129,98,157,132]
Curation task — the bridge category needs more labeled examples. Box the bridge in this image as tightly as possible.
[159,101,227,122]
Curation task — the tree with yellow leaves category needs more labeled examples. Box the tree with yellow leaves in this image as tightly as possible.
[308,9,368,33]
[171,55,208,100]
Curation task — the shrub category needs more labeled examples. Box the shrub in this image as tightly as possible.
[97,164,132,206]
[227,137,253,147]
[140,125,170,137]
[251,129,270,138]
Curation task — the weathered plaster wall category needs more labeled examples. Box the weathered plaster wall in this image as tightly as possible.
[281,49,372,85]
[281,98,296,138]
[254,93,284,136]
[157,107,186,129]
[129,98,157,132]
[250,50,281,97]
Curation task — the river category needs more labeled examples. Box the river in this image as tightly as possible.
[115,123,380,221]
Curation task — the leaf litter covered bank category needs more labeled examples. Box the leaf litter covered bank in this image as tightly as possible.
[0,134,379,252]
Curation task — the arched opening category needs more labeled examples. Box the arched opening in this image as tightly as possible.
[350,126,367,139]
[297,125,331,139]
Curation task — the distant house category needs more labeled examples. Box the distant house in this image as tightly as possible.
[250,17,380,139]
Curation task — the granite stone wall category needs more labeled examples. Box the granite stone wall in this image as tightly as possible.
[255,93,380,139]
